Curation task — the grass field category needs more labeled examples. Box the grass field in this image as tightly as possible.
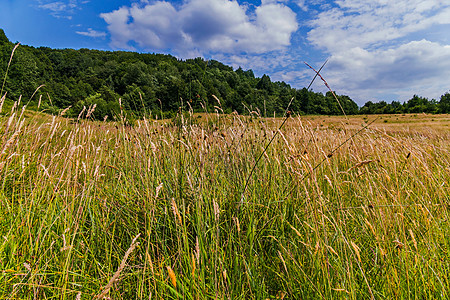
[0,105,449,299]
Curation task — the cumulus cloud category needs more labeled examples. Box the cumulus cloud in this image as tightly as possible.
[329,41,450,87]
[312,40,450,103]
[306,0,450,103]
[100,0,298,54]
[76,28,107,38]
[214,50,297,74]
[308,0,450,52]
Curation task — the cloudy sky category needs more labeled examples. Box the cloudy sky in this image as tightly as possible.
[1,0,450,104]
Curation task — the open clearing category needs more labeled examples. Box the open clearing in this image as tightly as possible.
[0,111,449,299]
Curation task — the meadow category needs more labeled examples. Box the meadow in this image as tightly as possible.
[0,102,449,299]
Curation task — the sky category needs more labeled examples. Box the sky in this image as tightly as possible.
[1,0,450,105]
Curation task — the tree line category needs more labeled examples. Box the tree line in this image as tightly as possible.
[360,94,450,114]
[1,29,449,120]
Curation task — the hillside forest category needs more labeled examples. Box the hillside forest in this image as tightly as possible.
[1,29,449,120]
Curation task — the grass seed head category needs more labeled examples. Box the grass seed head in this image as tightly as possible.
[166,266,176,288]
[350,241,361,263]
[171,198,182,224]
[408,229,418,252]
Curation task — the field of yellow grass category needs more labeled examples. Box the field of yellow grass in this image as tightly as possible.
[0,108,449,299]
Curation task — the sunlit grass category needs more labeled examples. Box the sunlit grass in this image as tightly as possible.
[0,105,449,299]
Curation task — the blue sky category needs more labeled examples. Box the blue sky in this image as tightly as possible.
[1,0,450,105]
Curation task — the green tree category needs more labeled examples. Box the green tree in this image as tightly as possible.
[256,74,273,94]
[0,29,10,45]
[360,101,375,114]
[440,92,450,113]
[72,91,120,120]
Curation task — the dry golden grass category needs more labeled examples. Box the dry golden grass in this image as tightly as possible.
[0,108,449,299]
[287,113,449,132]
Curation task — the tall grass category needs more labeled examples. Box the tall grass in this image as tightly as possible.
[0,99,449,298]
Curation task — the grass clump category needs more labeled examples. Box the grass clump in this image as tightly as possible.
[0,102,449,299]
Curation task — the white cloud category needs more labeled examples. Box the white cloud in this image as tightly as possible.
[271,69,311,84]
[305,0,450,104]
[261,0,290,4]
[292,0,330,12]
[295,0,308,11]
[215,50,296,73]
[76,28,107,38]
[39,2,69,12]
[317,40,450,103]
[37,0,85,19]
[100,0,298,54]
[308,0,450,52]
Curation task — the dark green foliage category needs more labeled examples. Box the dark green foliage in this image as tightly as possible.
[404,95,438,113]
[0,29,9,45]
[360,95,442,114]
[439,92,450,113]
[256,74,273,94]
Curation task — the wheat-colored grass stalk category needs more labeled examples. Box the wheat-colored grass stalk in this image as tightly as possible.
[1,119,24,156]
[166,266,177,288]
[171,198,182,225]
[96,233,141,299]
[0,92,6,113]
[86,104,97,119]
[60,106,72,116]
[1,43,20,96]
[350,241,361,263]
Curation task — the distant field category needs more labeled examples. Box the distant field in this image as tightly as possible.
[294,113,450,132]
[194,112,450,132]
[0,109,449,299]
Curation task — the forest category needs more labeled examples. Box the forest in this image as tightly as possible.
[1,29,449,120]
